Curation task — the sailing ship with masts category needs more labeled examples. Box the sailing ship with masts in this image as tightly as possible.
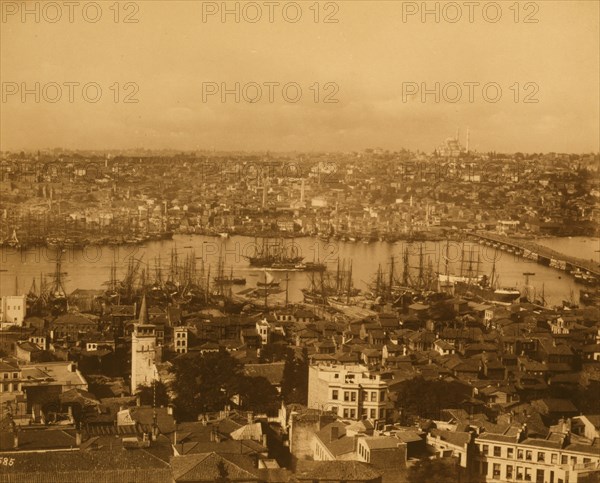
[302,258,360,307]
[244,238,326,271]
[440,242,521,305]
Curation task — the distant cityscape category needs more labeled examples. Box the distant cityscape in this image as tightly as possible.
[1,134,598,251]
[1,133,599,482]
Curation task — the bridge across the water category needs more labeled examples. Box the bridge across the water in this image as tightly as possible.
[467,232,600,278]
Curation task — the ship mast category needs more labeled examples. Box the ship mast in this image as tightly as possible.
[388,256,395,300]
[402,246,410,287]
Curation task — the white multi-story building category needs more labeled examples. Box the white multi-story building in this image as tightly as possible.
[256,319,271,346]
[308,363,392,422]
[173,326,189,354]
[474,423,600,483]
[0,295,26,328]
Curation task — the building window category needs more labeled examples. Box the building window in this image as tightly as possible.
[371,391,376,402]
[525,468,532,481]
[551,454,557,464]
[516,466,524,480]
[482,445,489,455]
[350,392,356,402]
[537,452,545,462]
[536,469,544,483]
[561,455,568,465]
[349,409,356,418]
[508,447,514,459]
[494,446,502,457]
[332,390,338,400]
[517,449,524,459]
[344,391,349,402]
[525,450,532,461]
[370,409,376,419]
[493,464,501,478]
[380,390,385,401]
[506,465,513,480]
[331,406,337,414]
[343,408,349,418]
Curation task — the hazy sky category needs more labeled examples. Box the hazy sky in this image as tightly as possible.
[1,0,598,153]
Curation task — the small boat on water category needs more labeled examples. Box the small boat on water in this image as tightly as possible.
[257,271,280,288]
[214,276,246,285]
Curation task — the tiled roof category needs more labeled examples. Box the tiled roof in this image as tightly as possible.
[171,452,258,481]
[243,362,285,385]
[363,436,402,450]
[429,428,471,447]
[0,447,171,482]
[0,361,19,372]
[128,406,176,434]
[315,422,356,457]
[294,460,381,481]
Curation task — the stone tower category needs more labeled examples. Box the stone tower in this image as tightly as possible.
[131,295,158,394]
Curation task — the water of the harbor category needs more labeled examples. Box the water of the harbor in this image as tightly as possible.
[2,236,599,307]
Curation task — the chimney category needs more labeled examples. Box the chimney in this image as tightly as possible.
[331,425,339,441]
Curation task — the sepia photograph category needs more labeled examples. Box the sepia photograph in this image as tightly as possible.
[0,1,599,482]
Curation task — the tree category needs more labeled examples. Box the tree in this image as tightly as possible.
[394,377,471,423]
[407,458,459,483]
[281,347,308,404]
[236,375,279,413]
[259,341,288,362]
[214,460,231,483]
[281,348,296,399]
[136,380,170,407]
[170,349,243,420]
